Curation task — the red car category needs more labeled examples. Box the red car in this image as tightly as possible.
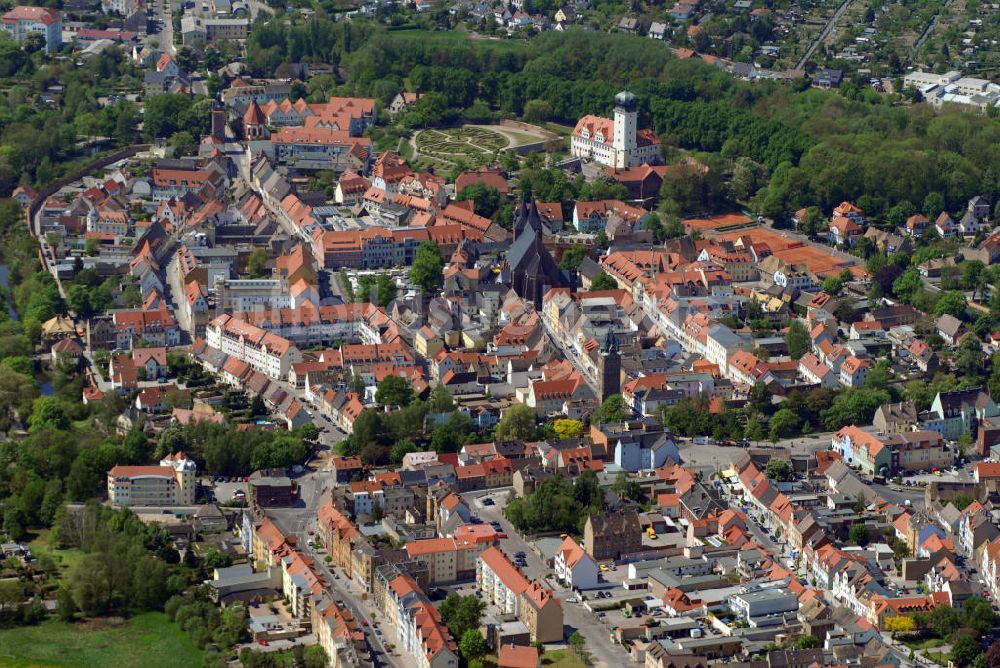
[258,640,268,646]
[362,620,369,627]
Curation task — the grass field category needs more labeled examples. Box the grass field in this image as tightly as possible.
[925,650,949,667]
[0,613,204,668]
[27,529,85,575]
[901,636,946,650]
[542,650,588,668]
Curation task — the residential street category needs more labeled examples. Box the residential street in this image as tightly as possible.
[298,537,404,668]
[463,489,630,668]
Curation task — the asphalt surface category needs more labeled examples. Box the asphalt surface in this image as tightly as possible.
[299,536,403,668]
[463,489,631,668]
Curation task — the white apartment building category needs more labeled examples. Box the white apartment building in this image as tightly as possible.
[206,313,302,379]
[107,458,196,507]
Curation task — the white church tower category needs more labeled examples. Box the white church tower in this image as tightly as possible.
[612,90,638,168]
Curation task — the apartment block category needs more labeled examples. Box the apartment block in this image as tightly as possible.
[477,547,563,643]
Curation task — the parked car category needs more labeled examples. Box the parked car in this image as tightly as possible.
[482,497,495,506]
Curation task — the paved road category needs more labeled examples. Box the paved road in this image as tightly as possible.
[795,0,854,69]
[538,316,599,394]
[298,535,404,668]
[870,482,927,508]
[151,0,176,55]
[463,489,630,668]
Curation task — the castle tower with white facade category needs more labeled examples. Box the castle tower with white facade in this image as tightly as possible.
[612,91,638,167]
[570,91,661,168]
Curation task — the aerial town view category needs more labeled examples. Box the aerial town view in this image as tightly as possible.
[6,0,1000,666]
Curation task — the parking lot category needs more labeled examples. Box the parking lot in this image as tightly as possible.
[202,477,248,504]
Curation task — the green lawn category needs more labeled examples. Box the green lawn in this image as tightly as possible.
[901,636,946,650]
[542,650,588,668]
[27,530,85,575]
[925,650,950,667]
[0,613,204,668]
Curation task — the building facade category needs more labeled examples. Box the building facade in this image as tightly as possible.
[570,91,660,168]
[1,6,61,53]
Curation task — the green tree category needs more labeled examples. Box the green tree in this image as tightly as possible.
[246,247,268,278]
[203,549,233,569]
[169,130,196,157]
[785,319,811,360]
[427,383,454,413]
[852,493,868,514]
[440,594,484,639]
[849,523,869,545]
[798,207,827,239]
[143,94,194,140]
[375,274,398,306]
[522,99,553,122]
[592,394,630,424]
[822,277,843,296]
[56,586,76,622]
[935,290,968,318]
[893,267,922,302]
[964,596,997,635]
[765,459,793,482]
[456,183,502,218]
[794,634,820,650]
[589,272,619,291]
[578,175,628,202]
[559,245,588,271]
[495,404,537,441]
[612,470,643,502]
[864,359,893,392]
[391,438,419,464]
[28,396,70,433]
[951,635,981,668]
[0,366,39,431]
[923,192,946,220]
[459,629,488,661]
[963,260,986,293]
[410,241,444,295]
[375,375,413,407]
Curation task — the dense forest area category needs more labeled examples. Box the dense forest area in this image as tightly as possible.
[248,20,1000,222]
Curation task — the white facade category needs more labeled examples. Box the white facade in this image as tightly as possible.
[570,91,660,168]
[554,542,600,590]
[205,317,302,379]
[0,7,62,53]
